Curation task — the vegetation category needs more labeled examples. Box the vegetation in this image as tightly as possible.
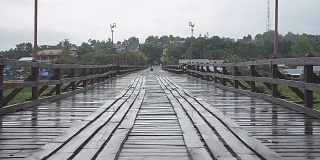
[1,31,320,109]
[1,31,319,65]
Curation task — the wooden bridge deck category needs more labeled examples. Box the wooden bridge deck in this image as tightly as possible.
[0,66,320,160]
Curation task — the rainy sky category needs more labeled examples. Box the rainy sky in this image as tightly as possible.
[0,0,319,50]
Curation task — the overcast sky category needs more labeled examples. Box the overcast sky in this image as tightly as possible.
[0,0,319,51]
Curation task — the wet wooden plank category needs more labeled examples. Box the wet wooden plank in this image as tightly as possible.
[164,70,320,159]
[4,74,142,159]
[118,76,191,160]
[95,128,130,160]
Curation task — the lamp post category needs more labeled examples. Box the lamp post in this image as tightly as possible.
[110,23,116,64]
[189,22,195,63]
[169,40,174,56]
[124,40,129,65]
[33,0,38,60]
[274,0,278,58]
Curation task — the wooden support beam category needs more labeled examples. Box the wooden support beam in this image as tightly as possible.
[277,70,304,100]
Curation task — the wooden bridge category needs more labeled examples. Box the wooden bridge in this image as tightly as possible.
[1,57,320,160]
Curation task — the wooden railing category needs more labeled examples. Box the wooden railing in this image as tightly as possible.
[0,58,144,115]
[163,56,320,118]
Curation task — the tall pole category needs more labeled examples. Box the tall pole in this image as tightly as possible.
[125,40,128,65]
[274,0,278,58]
[111,30,114,64]
[189,22,195,63]
[33,0,38,60]
[266,0,271,32]
[110,23,116,64]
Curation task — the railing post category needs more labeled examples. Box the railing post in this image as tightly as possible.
[198,65,201,78]
[82,68,87,88]
[31,60,39,100]
[0,63,4,109]
[234,66,239,89]
[90,68,94,85]
[272,58,279,97]
[70,68,76,91]
[106,66,110,79]
[304,53,314,108]
[96,68,100,83]
[222,66,227,86]
[205,65,211,81]
[187,64,191,76]
[200,65,205,80]
[54,66,61,95]
[101,68,105,82]
[112,65,116,77]
[250,62,256,92]
[214,65,218,83]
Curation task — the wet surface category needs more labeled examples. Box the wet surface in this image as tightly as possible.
[164,71,320,160]
[118,73,190,160]
[1,67,320,159]
[0,74,139,159]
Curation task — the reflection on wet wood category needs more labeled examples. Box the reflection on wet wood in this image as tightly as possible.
[166,71,320,160]
[1,67,320,159]
[0,74,139,159]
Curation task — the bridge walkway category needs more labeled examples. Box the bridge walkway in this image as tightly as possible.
[0,66,319,159]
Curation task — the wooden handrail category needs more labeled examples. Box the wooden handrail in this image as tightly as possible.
[163,56,320,118]
[0,58,144,114]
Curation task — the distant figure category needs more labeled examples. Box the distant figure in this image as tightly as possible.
[150,66,153,71]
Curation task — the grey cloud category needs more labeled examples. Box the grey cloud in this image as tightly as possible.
[0,27,33,51]
[0,27,79,51]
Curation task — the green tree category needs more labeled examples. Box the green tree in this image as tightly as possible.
[139,43,162,64]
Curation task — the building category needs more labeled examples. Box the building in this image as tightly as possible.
[116,46,126,52]
[69,47,78,57]
[179,59,210,64]
[37,49,63,63]
[19,57,33,62]
[37,48,77,63]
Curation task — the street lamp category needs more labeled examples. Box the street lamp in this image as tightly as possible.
[110,23,116,64]
[124,40,129,65]
[33,0,38,60]
[189,22,195,63]
[169,40,174,56]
